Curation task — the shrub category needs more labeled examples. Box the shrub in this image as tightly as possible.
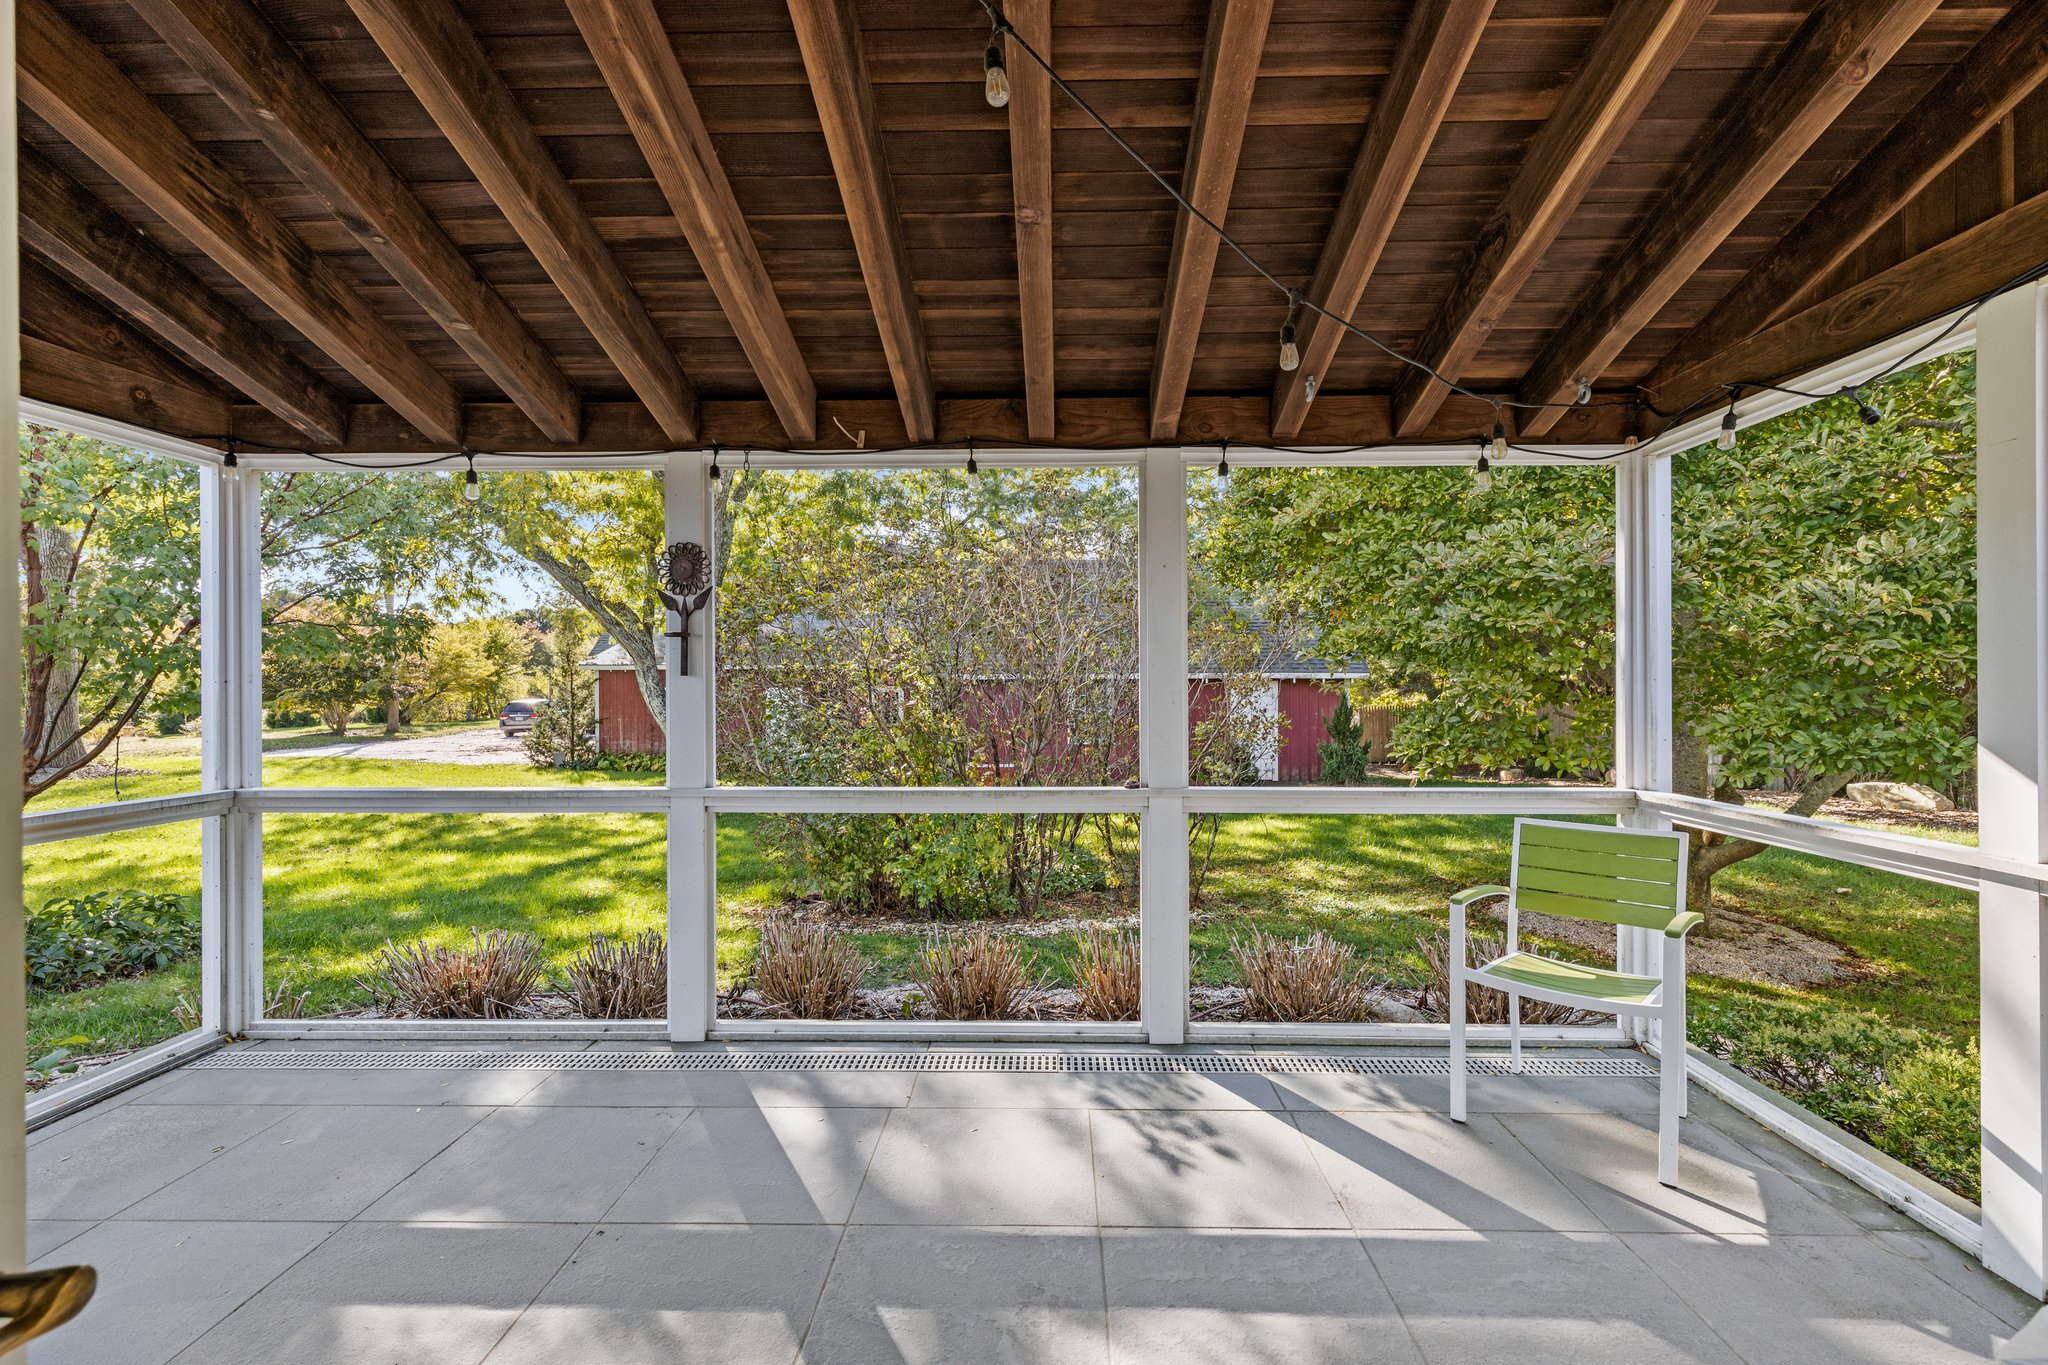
[916,927,1037,1020]
[152,708,190,738]
[1072,925,1141,1021]
[567,931,668,1018]
[752,913,864,1019]
[26,891,199,992]
[1414,929,1584,1026]
[357,929,546,1018]
[1317,692,1373,785]
[1232,929,1379,1022]
[594,750,664,774]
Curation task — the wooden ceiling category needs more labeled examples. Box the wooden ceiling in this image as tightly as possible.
[15,0,2048,453]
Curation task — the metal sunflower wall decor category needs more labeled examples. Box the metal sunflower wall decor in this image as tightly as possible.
[655,541,715,675]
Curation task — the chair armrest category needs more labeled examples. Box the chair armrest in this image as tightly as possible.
[1665,910,1705,939]
[1450,885,1510,908]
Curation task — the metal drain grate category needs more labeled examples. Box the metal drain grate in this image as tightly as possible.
[194,1048,1654,1078]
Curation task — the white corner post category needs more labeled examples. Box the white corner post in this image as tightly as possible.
[199,464,264,1034]
[1138,448,1190,1043]
[1977,279,2048,1297]
[664,453,717,1042]
[0,0,24,1292]
[1614,446,1673,1044]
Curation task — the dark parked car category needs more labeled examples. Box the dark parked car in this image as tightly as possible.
[499,698,547,734]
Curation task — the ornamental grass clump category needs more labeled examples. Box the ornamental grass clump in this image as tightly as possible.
[357,928,546,1019]
[916,927,1037,1020]
[1231,929,1379,1022]
[1415,929,1581,1026]
[753,913,865,1019]
[1072,925,1141,1021]
[568,931,668,1018]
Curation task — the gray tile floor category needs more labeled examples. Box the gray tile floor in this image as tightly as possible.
[22,1045,2036,1364]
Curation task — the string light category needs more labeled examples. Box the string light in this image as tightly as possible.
[461,449,481,501]
[1717,398,1739,451]
[1215,439,1231,493]
[1491,420,1507,459]
[708,442,722,480]
[1473,440,1493,495]
[1277,293,1301,372]
[1850,389,1882,425]
[966,437,979,476]
[983,21,1010,108]
[222,437,239,469]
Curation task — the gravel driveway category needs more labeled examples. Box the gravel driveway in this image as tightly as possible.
[267,727,530,765]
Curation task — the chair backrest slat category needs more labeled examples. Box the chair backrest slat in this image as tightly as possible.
[1510,819,1687,932]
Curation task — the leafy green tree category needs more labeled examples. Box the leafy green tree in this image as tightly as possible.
[523,605,598,769]
[1318,692,1372,785]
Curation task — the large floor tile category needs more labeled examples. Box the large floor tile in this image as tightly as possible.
[1268,1070,1663,1116]
[1500,1111,1868,1236]
[799,1224,1107,1365]
[1102,1228,1421,1365]
[364,1106,685,1223]
[31,1220,338,1365]
[29,1103,290,1220]
[1090,1110,1348,1229]
[1625,1232,2022,1364]
[520,1070,916,1108]
[907,1071,1282,1111]
[168,1222,586,1365]
[486,1224,840,1365]
[1870,1229,2041,1333]
[1365,1229,1743,1364]
[1691,1096,1920,1232]
[117,1104,489,1222]
[130,1067,551,1107]
[849,1108,1097,1226]
[608,1107,887,1224]
[1296,1110,1603,1232]
[27,1219,96,1262]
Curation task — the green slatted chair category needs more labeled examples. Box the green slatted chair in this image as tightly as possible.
[1448,818,1700,1185]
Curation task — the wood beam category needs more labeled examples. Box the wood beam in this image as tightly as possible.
[785,0,936,442]
[1149,0,1275,442]
[1269,0,1494,440]
[1515,0,1943,436]
[16,0,462,444]
[346,0,698,443]
[1643,1,2048,418]
[19,147,349,444]
[1390,0,1712,437]
[127,0,580,443]
[1006,0,1056,441]
[570,0,816,442]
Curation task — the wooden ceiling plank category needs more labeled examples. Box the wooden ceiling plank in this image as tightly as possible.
[1514,0,1943,436]
[128,0,581,443]
[1269,0,1495,441]
[1644,1,2048,418]
[15,0,461,444]
[1390,0,1713,437]
[18,147,349,444]
[1006,0,1057,441]
[346,0,698,443]
[786,0,937,441]
[571,0,816,442]
[1148,0,1276,443]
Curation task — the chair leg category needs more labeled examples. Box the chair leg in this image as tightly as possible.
[1657,1018,1684,1186]
[1508,991,1524,1073]
[1450,967,1468,1123]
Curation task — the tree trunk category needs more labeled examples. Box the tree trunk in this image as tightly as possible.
[31,523,88,773]
[383,585,402,736]
[1678,769,1853,917]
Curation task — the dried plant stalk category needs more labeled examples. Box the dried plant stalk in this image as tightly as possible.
[568,931,668,1018]
[1415,929,1583,1025]
[356,928,546,1019]
[1231,929,1379,1023]
[264,972,312,1020]
[1072,925,1140,1021]
[916,927,1036,1020]
[754,913,865,1019]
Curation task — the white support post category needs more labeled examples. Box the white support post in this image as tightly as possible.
[1976,280,2048,1297]
[664,453,717,1042]
[1613,446,1673,1042]
[1138,448,1190,1043]
[199,465,264,1034]
[0,0,24,1293]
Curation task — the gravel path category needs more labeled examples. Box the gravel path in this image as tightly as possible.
[267,727,529,765]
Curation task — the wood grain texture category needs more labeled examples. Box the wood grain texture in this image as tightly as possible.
[572,0,815,441]
[1149,0,1275,442]
[1391,0,1714,436]
[1269,0,1495,440]
[1006,0,1057,441]
[345,0,698,442]
[786,0,937,441]
[16,0,460,443]
[126,0,580,442]
[1644,0,2048,415]
[1516,0,1944,435]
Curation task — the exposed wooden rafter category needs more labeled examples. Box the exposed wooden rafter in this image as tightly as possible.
[1268,0,1494,441]
[1390,0,1713,437]
[18,147,349,444]
[1515,0,1944,436]
[1643,1,2048,419]
[346,0,699,443]
[16,0,462,444]
[126,0,581,443]
[571,0,816,443]
[1148,0,1275,443]
[786,0,937,442]
[1005,0,1056,441]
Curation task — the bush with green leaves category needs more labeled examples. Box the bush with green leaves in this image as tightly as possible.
[1317,692,1373,785]
[26,890,200,992]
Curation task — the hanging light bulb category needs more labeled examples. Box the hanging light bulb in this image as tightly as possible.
[1473,441,1493,495]
[222,437,239,470]
[1277,319,1299,372]
[1215,441,1231,494]
[1717,406,1738,451]
[984,33,1010,108]
[461,450,481,502]
[1851,389,1882,425]
[966,438,979,476]
[708,442,722,481]
[1491,419,1507,459]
